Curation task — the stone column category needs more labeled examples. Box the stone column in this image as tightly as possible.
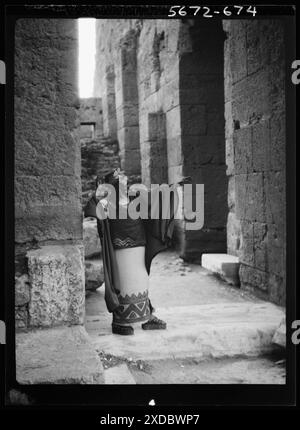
[115,29,141,180]
[141,112,168,187]
[14,19,84,328]
[178,20,227,260]
[223,19,286,305]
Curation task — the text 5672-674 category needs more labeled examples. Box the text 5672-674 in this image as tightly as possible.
[168,5,257,18]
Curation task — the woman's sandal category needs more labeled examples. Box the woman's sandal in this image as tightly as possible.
[112,322,134,335]
[141,316,167,330]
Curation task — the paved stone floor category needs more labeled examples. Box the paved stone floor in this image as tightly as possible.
[85,250,286,384]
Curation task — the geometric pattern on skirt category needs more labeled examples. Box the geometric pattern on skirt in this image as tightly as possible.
[113,291,150,325]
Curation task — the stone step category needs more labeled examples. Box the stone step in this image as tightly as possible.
[129,356,285,384]
[87,302,284,361]
[201,253,240,286]
[16,326,104,384]
[104,363,136,384]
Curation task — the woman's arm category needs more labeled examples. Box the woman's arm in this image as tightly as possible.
[83,192,97,218]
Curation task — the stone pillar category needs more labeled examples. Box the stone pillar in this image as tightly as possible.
[178,21,227,260]
[104,65,118,140]
[141,112,168,187]
[115,29,141,181]
[14,19,83,328]
[223,20,286,305]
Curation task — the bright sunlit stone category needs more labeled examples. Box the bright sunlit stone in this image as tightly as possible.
[78,18,96,98]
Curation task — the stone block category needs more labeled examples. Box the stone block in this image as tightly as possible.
[226,137,234,176]
[224,38,232,103]
[15,130,80,177]
[234,127,252,174]
[267,242,285,278]
[15,307,28,329]
[227,176,236,212]
[225,101,234,140]
[227,211,241,256]
[85,259,104,291]
[232,68,271,127]
[201,253,240,286]
[182,228,226,260]
[239,264,268,292]
[27,244,85,327]
[148,112,166,141]
[181,104,206,136]
[83,218,101,258]
[15,274,30,306]
[246,20,262,76]
[163,79,180,111]
[206,108,225,136]
[269,111,286,171]
[268,273,286,306]
[183,135,225,166]
[16,326,104,384]
[253,222,268,271]
[264,171,285,226]
[239,220,255,266]
[116,103,139,129]
[122,72,139,104]
[235,173,265,222]
[15,205,82,244]
[117,126,140,151]
[166,106,181,139]
[229,23,247,83]
[120,149,141,175]
[252,120,270,172]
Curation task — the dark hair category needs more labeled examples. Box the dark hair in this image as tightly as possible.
[95,170,118,189]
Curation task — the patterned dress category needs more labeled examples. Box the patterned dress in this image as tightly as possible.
[109,215,151,326]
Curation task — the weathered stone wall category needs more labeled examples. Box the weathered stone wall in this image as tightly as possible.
[136,20,182,187]
[94,19,286,294]
[79,96,119,206]
[80,97,103,139]
[224,20,286,305]
[14,19,84,328]
[94,19,143,183]
[94,19,227,259]
[81,137,120,207]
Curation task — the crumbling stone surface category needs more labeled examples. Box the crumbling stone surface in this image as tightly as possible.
[15,306,29,329]
[27,245,85,327]
[223,19,286,305]
[16,326,104,384]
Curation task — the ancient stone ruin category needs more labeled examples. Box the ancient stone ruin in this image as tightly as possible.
[14,17,286,336]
